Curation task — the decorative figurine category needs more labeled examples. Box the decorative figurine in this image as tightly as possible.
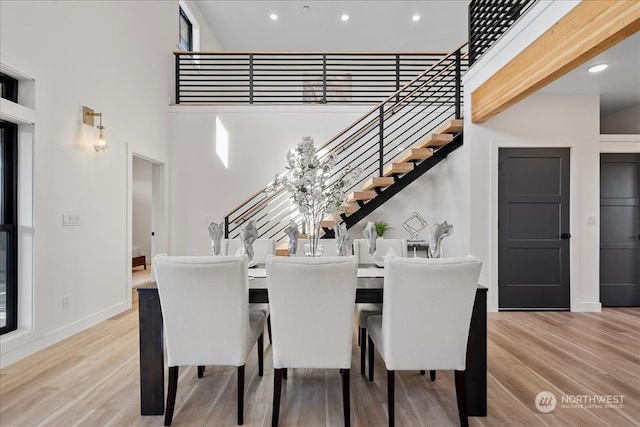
[285,220,299,255]
[208,221,224,256]
[427,221,454,258]
[334,222,349,256]
[363,220,377,256]
[239,219,258,262]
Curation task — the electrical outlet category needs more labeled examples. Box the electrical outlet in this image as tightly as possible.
[62,295,70,309]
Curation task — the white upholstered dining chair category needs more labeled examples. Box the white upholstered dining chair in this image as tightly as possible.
[226,238,276,341]
[352,238,407,375]
[265,255,358,427]
[366,255,482,427]
[153,255,266,426]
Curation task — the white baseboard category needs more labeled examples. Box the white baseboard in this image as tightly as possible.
[0,301,129,368]
[573,301,602,312]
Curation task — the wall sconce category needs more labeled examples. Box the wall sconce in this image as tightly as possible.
[82,106,108,153]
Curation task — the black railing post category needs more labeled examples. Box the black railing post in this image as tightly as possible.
[395,55,401,103]
[378,106,384,176]
[468,0,475,65]
[175,53,180,104]
[322,54,327,103]
[455,49,461,119]
[224,216,230,239]
[249,54,254,104]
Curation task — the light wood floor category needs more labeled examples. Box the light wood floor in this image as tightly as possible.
[1,292,638,426]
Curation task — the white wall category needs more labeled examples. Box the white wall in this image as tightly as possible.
[0,0,188,366]
[458,0,605,312]
[132,157,153,258]
[468,94,601,313]
[168,104,451,255]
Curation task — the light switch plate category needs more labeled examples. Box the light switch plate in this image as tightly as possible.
[586,214,597,225]
[62,214,81,226]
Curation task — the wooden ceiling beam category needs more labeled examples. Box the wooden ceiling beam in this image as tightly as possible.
[471,1,640,123]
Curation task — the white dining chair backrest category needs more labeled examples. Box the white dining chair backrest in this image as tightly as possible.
[265,255,358,369]
[353,238,407,264]
[381,255,482,371]
[225,238,276,263]
[153,255,253,367]
[291,238,340,257]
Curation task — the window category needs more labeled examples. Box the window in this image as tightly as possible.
[0,120,18,335]
[0,73,18,103]
[179,7,193,51]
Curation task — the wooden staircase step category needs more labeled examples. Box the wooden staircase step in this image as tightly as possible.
[347,190,377,203]
[383,162,414,177]
[398,148,434,163]
[337,204,357,215]
[321,212,343,229]
[362,177,395,191]
[321,219,337,229]
[275,243,290,256]
[415,133,453,149]
[435,118,463,134]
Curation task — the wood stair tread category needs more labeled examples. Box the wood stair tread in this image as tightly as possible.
[347,190,377,203]
[398,148,433,163]
[415,133,453,149]
[435,118,463,134]
[383,162,414,177]
[362,177,395,191]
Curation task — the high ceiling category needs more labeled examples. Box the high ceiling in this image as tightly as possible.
[195,0,468,52]
[195,1,639,116]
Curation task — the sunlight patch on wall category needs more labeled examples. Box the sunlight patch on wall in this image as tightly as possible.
[215,116,229,168]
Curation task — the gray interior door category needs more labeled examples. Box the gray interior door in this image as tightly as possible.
[498,148,570,310]
[600,153,640,306]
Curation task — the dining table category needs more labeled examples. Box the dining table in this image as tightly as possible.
[137,265,488,417]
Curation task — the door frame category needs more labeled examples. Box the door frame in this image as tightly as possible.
[497,147,571,310]
[127,147,166,306]
[488,140,590,312]
[600,135,640,306]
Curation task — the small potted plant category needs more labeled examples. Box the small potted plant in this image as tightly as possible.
[374,221,391,238]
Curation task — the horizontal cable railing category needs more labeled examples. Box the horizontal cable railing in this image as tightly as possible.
[224,44,468,241]
[174,52,450,104]
[469,0,537,65]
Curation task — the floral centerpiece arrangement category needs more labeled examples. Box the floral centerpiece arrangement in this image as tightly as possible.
[270,136,360,256]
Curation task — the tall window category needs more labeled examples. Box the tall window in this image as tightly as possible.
[179,7,193,51]
[0,73,18,103]
[0,120,18,335]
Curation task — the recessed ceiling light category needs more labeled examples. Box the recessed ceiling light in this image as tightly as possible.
[588,63,608,73]
[412,14,420,22]
[270,13,278,21]
[341,14,349,22]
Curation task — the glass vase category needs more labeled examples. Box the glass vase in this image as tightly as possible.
[304,218,324,257]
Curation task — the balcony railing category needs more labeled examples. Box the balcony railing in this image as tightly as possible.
[174,52,450,104]
[469,0,537,65]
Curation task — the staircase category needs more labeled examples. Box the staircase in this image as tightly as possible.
[224,44,468,248]
[322,118,463,237]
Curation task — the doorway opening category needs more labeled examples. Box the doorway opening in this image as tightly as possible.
[131,155,164,290]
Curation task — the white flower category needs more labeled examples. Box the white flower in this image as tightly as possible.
[269,136,360,236]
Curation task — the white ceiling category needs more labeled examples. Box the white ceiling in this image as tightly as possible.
[195,1,639,116]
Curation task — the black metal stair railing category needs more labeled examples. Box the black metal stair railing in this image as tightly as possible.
[174,52,449,104]
[224,43,468,241]
[469,0,537,65]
